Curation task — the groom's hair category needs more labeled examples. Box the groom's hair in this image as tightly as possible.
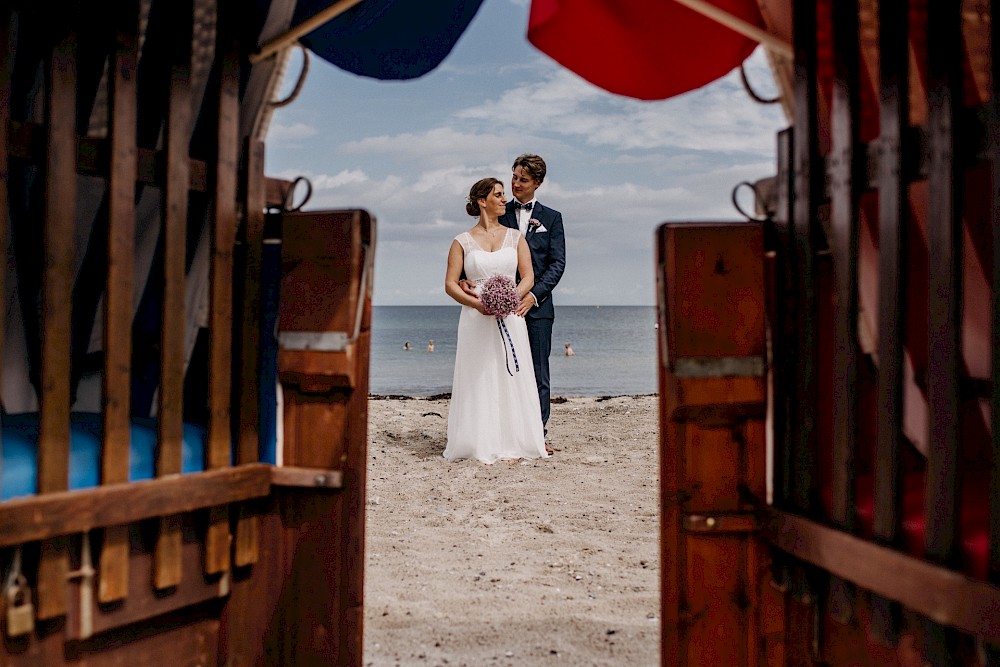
[512,154,546,185]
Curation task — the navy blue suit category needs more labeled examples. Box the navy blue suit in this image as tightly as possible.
[501,201,566,429]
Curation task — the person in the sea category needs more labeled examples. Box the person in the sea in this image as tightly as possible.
[443,177,548,463]
[404,341,412,351]
[426,339,435,352]
[460,154,566,455]
[564,342,575,356]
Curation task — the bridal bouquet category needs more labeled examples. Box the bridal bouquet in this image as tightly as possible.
[480,275,522,375]
[479,274,521,318]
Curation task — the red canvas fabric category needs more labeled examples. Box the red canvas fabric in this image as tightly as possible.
[527,0,765,100]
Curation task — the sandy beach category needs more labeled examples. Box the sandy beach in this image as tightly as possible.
[363,394,661,667]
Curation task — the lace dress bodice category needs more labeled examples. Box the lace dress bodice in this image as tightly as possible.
[455,228,520,285]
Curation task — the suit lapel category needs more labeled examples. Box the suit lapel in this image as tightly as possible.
[524,202,543,239]
[504,201,544,238]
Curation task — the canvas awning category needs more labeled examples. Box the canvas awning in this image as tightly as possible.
[264,0,788,100]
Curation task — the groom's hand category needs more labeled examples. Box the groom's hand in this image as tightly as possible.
[458,278,477,298]
[516,294,534,317]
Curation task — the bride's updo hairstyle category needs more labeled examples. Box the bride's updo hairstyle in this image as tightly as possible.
[466,177,502,217]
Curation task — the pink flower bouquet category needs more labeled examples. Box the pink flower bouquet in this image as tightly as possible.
[479,274,521,318]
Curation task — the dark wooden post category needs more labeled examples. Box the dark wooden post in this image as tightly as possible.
[204,0,240,578]
[99,0,140,605]
[36,22,77,623]
[273,209,373,665]
[155,0,193,591]
[657,222,769,667]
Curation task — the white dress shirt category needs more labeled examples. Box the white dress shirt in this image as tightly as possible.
[515,198,537,235]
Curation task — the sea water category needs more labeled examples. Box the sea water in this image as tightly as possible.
[370,306,658,397]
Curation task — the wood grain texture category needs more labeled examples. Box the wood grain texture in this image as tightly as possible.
[155,0,194,591]
[0,464,272,547]
[36,27,79,622]
[763,508,1000,641]
[99,0,141,605]
[202,4,241,577]
[7,120,292,208]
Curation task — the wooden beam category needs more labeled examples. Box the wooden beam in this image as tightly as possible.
[0,464,273,548]
[155,0,193,591]
[828,0,861,534]
[7,121,295,209]
[99,0,141,605]
[204,0,241,577]
[872,0,910,548]
[270,466,344,489]
[790,0,821,519]
[924,0,963,569]
[0,6,10,445]
[991,0,1000,589]
[249,0,364,64]
[36,24,78,622]
[235,140,267,568]
[762,508,1000,641]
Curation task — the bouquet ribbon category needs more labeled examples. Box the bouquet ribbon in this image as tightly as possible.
[495,318,520,376]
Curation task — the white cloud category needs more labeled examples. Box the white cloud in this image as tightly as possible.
[454,49,784,155]
[311,169,369,189]
[266,121,318,142]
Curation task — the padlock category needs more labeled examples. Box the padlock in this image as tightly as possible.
[5,575,35,637]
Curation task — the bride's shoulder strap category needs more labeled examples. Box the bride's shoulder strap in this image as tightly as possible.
[455,231,474,253]
[504,227,520,249]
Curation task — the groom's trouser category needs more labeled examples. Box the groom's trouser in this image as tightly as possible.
[526,315,553,430]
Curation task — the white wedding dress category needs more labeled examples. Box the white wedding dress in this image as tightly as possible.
[444,229,548,463]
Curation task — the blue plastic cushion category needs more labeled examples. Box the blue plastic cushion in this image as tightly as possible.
[0,413,208,501]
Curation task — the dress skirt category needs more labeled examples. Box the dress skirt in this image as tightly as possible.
[444,306,548,463]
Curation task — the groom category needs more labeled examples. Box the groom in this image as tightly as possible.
[502,154,566,448]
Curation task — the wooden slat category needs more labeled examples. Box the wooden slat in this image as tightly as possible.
[771,128,794,511]
[204,3,241,577]
[68,523,231,641]
[235,140,267,568]
[872,0,910,549]
[0,464,273,548]
[155,0,194,590]
[270,466,345,489]
[762,508,1000,642]
[868,0,913,645]
[991,0,1000,587]
[828,0,861,532]
[99,0,141,605]
[207,6,239,472]
[790,0,821,520]
[924,0,963,569]
[36,25,78,622]
[923,1,965,659]
[0,7,11,487]
[239,141,266,471]
[656,226,682,667]
[782,0,823,627]
[7,121,293,207]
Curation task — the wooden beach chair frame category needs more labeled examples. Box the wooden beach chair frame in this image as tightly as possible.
[1,3,372,664]
[656,2,1000,664]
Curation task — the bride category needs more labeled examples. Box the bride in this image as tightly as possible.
[443,177,548,463]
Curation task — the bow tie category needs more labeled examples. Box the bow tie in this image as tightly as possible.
[514,201,533,211]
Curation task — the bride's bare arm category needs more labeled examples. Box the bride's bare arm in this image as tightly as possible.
[445,240,486,312]
[514,235,535,317]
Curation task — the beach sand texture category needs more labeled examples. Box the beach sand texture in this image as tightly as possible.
[364,395,661,667]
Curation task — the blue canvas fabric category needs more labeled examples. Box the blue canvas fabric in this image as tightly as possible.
[293,0,486,79]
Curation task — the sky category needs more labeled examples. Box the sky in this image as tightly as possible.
[264,0,788,306]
